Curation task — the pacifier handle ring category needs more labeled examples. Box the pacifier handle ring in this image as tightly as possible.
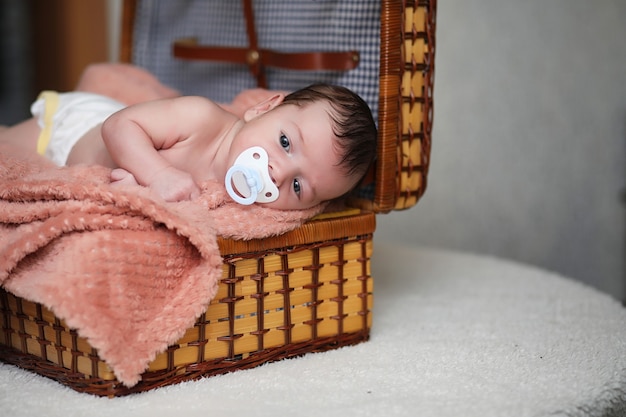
[224,146,279,205]
[225,166,258,205]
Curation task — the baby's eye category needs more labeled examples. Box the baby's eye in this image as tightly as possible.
[293,179,301,197]
[279,133,291,152]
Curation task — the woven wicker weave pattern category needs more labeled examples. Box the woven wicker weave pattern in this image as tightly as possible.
[376,0,435,211]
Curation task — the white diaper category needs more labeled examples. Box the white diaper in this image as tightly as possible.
[31,91,125,166]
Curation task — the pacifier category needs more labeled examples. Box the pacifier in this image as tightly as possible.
[225,146,279,205]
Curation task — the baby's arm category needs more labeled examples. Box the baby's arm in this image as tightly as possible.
[101,96,223,201]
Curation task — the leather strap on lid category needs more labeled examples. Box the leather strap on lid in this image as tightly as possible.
[172,0,360,88]
[242,0,266,87]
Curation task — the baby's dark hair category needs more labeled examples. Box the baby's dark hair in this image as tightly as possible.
[281,84,377,183]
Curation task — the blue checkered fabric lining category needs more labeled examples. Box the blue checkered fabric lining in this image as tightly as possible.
[132,0,380,118]
[132,0,379,200]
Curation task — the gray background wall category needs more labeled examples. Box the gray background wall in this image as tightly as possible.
[375,0,626,302]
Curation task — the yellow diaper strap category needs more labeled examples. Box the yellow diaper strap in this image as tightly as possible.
[36,91,60,156]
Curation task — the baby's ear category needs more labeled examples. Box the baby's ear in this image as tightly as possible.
[243,94,285,121]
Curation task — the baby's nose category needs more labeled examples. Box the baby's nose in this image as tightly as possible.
[268,162,292,187]
[268,165,277,184]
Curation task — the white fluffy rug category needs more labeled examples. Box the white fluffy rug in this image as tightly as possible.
[1,242,624,417]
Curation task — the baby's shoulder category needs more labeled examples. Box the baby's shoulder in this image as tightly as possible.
[174,95,217,108]
[175,96,232,118]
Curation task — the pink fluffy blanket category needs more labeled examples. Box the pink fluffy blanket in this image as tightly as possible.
[0,144,322,387]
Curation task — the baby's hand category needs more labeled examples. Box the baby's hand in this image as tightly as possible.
[110,168,139,186]
[148,166,201,202]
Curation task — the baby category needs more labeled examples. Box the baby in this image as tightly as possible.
[0,84,377,210]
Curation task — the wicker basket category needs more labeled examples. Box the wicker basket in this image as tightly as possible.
[0,0,435,397]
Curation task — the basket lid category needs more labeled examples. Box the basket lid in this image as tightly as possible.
[369,0,436,213]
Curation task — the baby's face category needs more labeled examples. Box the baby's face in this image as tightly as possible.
[228,100,357,210]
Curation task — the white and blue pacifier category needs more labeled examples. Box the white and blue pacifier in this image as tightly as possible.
[225,146,279,205]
